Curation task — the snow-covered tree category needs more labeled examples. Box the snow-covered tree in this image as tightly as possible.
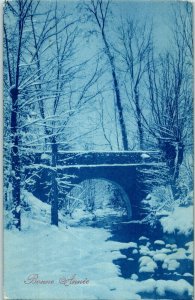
[145,2,193,197]
[85,0,129,150]
[4,0,41,229]
[116,19,153,150]
[4,0,103,228]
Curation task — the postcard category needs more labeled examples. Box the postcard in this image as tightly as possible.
[3,0,193,299]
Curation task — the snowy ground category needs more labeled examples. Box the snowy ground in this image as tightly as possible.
[4,192,193,300]
[160,205,193,235]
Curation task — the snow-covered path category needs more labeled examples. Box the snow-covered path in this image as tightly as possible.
[4,221,144,299]
[4,222,193,300]
[4,193,193,300]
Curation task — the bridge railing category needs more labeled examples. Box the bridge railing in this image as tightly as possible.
[23,151,163,167]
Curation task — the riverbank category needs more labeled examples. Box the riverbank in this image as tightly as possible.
[4,192,193,299]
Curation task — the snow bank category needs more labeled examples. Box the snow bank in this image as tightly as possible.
[4,223,135,300]
[155,279,192,297]
[160,206,193,235]
[4,190,139,300]
[22,190,51,227]
[23,190,50,212]
[135,278,193,298]
[4,192,193,300]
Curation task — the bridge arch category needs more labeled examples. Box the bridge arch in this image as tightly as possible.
[25,150,161,221]
[67,178,132,219]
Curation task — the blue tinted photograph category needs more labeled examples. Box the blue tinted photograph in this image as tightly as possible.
[3,0,193,299]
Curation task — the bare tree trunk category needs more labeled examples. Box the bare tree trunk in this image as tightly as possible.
[4,0,36,230]
[160,140,184,198]
[30,13,51,150]
[114,100,120,150]
[134,87,144,149]
[87,1,129,150]
[50,136,58,226]
[116,19,152,150]
[10,86,21,230]
[101,31,129,150]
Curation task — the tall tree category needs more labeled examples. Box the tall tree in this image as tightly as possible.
[145,3,193,197]
[86,0,129,150]
[4,0,103,228]
[116,20,152,149]
[4,0,37,229]
[26,3,102,226]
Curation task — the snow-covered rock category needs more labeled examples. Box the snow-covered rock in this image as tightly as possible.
[154,240,165,246]
[167,248,187,260]
[147,250,155,257]
[185,241,193,254]
[132,249,138,255]
[128,258,134,261]
[139,256,158,273]
[128,242,138,248]
[153,253,167,262]
[159,247,172,254]
[139,256,153,266]
[138,236,149,246]
[139,236,149,241]
[139,265,156,273]
[162,259,180,271]
[146,194,152,200]
[131,274,138,280]
[154,240,166,250]
[139,245,150,256]
[183,273,193,277]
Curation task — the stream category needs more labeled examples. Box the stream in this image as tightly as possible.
[90,214,193,299]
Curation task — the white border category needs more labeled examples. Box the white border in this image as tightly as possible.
[0,1,3,299]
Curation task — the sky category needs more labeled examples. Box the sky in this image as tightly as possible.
[113,1,178,50]
[4,0,191,152]
[68,0,180,151]
[57,0,189,151]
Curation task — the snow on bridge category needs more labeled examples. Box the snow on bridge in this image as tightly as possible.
[24,150,164,220]
[38,150,162,167]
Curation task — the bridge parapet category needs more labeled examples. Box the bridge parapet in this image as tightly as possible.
[23,150,165,219]
[25,150,162,167]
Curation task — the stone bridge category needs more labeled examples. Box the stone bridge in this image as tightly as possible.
[25,151,162,220]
